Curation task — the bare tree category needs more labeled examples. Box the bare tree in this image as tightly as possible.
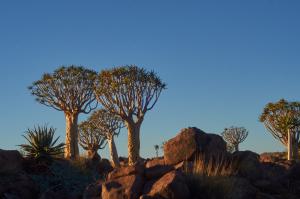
[78,121,107,161]
[88,109,124,168]
[221,127,248,152]
[260,99,300,160]
[29,66,97,159]
[94,65,166,165]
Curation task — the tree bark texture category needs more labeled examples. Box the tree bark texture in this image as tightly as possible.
[65,113,79,159]
[288,129,293,161]
[108,137,120,168]
[234,144,239,152]
[127,122,141,165]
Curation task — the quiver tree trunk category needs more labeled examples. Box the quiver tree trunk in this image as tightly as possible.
[287,129,293,161]
[65,113,79,159]
[108,136,120,168]
[126,122,141,165]
[234,144,239,152]
[292,131,299,160]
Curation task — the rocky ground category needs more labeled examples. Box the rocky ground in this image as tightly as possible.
[1,127,300,199]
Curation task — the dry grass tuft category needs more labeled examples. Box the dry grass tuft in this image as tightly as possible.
[184,153,238,199]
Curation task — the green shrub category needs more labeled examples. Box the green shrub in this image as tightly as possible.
[19,125,65,160]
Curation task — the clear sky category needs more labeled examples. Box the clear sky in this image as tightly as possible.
[0,1,300,159]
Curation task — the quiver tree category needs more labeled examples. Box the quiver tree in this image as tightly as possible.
[89,109,124,168]
[78,121,107,161]
[94,65,166,165]
[29,66,97,159]
[221,127,248,152]
[260,99,300,160]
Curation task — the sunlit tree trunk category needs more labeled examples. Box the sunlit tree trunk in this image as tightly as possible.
[65,113,79,159]
[292,132,299,160]
[108,136,120,168]
[288,129,293,161]
[234,144,239,152]
[126,121,141,165]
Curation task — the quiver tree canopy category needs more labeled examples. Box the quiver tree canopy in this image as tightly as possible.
[88,109,124,167]
[94,65,166,122]
[89,109,124,138]
[260,99,300,160]
[78,121,107,160]
[94,65,166,165]
[28,65,97,159]
[29,66,97,114]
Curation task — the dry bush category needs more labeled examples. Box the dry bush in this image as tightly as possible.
[184,153,238,199]
[186,152,238,177]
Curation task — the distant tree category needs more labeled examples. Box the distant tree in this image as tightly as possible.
[221,127,248,152]
[154,145,160,157]
[260,99,300,160]
[88,109,124,168]
[78,121,107,161]
[94,65,166,165]
[19,125,65,160]
[29,66,97,159]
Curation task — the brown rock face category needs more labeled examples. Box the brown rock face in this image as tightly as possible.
[142,170,190,199]
[102,174,144,199]
[145,158,165,168]
[145,158,173,180]
[164,127,226,165]
[108,163,145,180]
[102,164,145,199]
[0,149,23,174]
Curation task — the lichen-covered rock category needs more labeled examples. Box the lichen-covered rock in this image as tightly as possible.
[164,127,226,165]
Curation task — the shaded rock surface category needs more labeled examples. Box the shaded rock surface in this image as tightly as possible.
[142,170,190,199]
[0,149,23,174]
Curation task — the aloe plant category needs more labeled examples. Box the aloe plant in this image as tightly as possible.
[19,125,65,160]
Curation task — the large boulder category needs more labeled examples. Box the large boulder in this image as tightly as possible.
[142,170,190,199]
[0,149,23,174]
[164,127,227,165]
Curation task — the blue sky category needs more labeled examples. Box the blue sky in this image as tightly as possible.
[0,1,300,158]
